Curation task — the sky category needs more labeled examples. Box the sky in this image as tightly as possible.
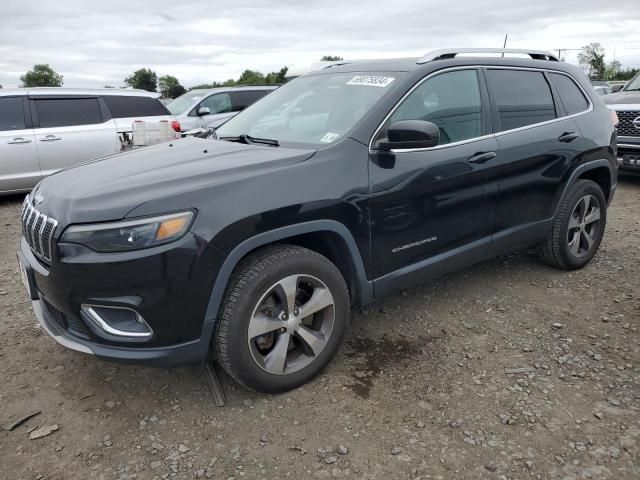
[1,0,639,89]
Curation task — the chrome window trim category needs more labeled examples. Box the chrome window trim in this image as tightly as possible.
[369,65,593,154]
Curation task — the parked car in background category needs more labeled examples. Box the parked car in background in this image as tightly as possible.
[167,86,277,132]
[603,72,640,173]
[20,48,617,393]
[0,88,179,195]
[592,81,612,96]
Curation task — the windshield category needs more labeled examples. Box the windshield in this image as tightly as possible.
[625,73,640,91]
[216,72,403,148]
[167,91,208,115]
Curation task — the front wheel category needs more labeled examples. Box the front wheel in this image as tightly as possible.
[214,245,350,393]
[538,179,607,270]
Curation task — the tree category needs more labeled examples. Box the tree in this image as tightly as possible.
[578,43,606,80]
[159,75,186,98]
[604,60,622,81]
[20,64,63,87]
[236,69,266,85]
[124,68,158,92]
[321,55,343,62]
[264,66,288,85]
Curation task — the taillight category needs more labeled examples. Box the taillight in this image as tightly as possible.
[610,109,619,128]
[171,120,181,132]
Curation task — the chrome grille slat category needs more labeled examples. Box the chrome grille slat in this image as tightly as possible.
[21,196,58,263]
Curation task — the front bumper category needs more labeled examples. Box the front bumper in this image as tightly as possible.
[19,232,222,368]
[617,136,640,173]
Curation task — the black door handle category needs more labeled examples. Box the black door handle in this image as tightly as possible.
[467,151,496,164]
[558,132,579,143]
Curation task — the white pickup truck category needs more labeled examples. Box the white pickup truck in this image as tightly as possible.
[0,88,180,195]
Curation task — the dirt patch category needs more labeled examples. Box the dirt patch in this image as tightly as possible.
[345,334,444,398]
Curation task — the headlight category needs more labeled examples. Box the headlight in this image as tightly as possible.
[61,211,194,252]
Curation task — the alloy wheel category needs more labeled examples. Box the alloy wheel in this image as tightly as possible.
[567,194,601,258]
[247,274,335,375]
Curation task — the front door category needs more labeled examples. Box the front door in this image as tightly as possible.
[369,68,500,292]
[0,96,41,193]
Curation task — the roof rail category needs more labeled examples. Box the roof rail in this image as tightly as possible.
[417,48,559,64]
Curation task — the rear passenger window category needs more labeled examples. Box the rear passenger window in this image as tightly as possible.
[34,98,103,128]
[231,90,269,111]
[0,97,26,131]
[487,70,556,131]
[103,95,168,118]
[549,73,589,115]
[389,69,484,145]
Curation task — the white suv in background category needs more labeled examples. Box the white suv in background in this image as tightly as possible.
[167,86,276,132]
[0,88,179,195]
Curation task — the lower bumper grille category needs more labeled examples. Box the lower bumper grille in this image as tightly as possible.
[41,298,89,338]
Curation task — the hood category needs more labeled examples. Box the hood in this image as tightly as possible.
[35,137,315,225]
[602,90,640,106]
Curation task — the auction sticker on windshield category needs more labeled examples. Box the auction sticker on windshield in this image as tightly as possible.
[347,76,395,87]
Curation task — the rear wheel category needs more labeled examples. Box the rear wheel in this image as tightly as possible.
[538,179,607,270]
[215,245,349,393]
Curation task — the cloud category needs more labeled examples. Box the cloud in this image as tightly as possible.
[1,0,639,88]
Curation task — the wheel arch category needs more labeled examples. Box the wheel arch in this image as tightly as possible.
[553,159,614,218]
[204,220,373,324]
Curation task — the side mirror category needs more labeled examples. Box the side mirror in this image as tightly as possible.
[611,84,624,93]
[198,107,211,116]
[379,120,440,150]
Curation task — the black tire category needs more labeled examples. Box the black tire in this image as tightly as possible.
[214,244,350,393]
[538,179,607,270]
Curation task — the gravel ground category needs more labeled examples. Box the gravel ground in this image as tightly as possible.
[1,178,639,480]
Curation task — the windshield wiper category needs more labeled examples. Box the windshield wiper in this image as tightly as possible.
[219,134,279,147]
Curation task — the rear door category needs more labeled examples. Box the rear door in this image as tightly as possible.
[0,96,41,193]
[30,96,119,176]
[485,68,586,254]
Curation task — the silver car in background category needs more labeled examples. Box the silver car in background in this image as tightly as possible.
[0,88,179,195]
[167,86,276,132]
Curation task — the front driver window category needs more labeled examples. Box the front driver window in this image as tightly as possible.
[389,69,483,146]
[199,93,232,115]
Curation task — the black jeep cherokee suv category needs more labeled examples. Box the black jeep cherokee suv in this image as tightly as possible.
[18,48,617,393]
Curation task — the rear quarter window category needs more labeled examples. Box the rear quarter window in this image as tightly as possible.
[486,69,557,131]
[103,95,169,118]
[549,73,590,116]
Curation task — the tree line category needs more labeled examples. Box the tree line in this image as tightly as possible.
[11,50,637,94]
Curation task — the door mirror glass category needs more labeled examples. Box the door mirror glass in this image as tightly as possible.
[380,120,440,150]
[198,106,211,116]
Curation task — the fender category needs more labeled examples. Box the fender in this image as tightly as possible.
[203,220,373,324]
[552,159,615,217]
